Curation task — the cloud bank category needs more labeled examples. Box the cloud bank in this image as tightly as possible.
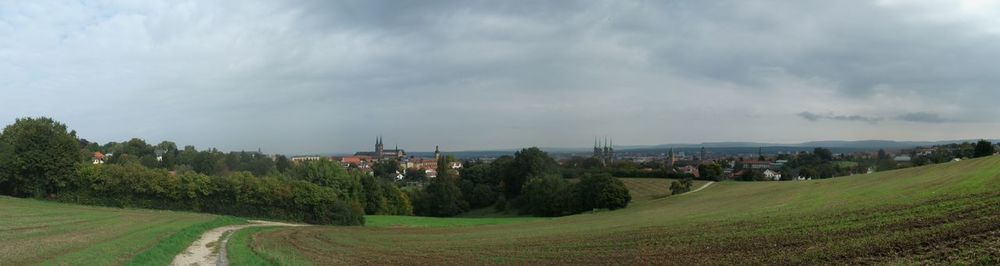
[2,0,1000,154]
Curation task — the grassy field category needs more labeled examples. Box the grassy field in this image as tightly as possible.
[619,177,711,203]
[0,196,236,265]
[245,156,1000,264]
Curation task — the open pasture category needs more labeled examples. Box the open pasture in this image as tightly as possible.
[243,156,1000,264]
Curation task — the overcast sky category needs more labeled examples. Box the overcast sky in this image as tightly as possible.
[3,0,1000,154]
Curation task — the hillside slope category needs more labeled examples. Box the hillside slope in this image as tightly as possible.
[0,197,230,265]
[247,156,1000,264]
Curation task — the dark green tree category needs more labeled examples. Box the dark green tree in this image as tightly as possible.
[404,168,428,182]
[572,173,631,211]
[697,163,724,181]
[973,139,996,158]
[519,175,572,216]
[0,117,83,197]
[813,147,833,161]
[274,155,291,173]
[502,147,559,198]
[436,155,459,180]
[360,174,387,214]
[373,159,401,180]
[422,177,469,217]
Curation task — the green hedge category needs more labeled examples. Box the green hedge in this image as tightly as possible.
[56,163,363,225]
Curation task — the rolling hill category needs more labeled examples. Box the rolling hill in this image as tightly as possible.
[0,197,241,265]
[240,156,1000,264]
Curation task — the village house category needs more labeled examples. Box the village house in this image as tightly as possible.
[339,156,372,168]
[92,152,105,164]
[763,169,782,181]
[678,165,700,178]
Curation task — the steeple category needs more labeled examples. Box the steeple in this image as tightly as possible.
[668,148,676,167]
[375,135,385,160]
[608,138,614,163]
[435,145,441,160]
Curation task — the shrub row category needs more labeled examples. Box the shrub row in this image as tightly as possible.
[55,163,364,225]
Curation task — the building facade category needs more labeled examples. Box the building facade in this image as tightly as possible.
[355,136,406,161]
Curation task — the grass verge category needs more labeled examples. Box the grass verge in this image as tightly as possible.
[126,216,246,266]
[227,226,277,266]
[228,226,313,266]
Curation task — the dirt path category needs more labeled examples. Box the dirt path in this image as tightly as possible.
[685,181,715,194]
[170,220,307,266]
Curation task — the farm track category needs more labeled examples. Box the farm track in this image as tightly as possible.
[685,181,714,194]
[171,220,307,266]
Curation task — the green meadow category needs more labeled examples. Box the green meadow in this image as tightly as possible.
[0,196,240,265]
[241,156,1000,264]
[3,156,999,265]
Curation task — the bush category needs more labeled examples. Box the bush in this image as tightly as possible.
[670,178,693,195]
[572,173,631,212]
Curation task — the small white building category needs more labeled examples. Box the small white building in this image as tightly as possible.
[763,169,782,181]
[291,156,322,162]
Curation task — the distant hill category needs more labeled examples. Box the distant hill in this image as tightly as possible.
[317,139,998,158]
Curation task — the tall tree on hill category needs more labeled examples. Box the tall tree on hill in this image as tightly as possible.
[973,139,996,158]
[436,155,459,180]
[0,117,83,197]
[502,147,559,198]
[274,155,291,173]
[813,147,833,161]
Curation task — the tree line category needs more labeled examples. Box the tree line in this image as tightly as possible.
[406,148,632,217]
[0,117,634,223]
[0,117,413,225]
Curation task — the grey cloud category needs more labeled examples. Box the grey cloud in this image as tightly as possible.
[797,112,883,124]
[894,112,954,123]
[3,0,1000,154]
[798,112,957,124]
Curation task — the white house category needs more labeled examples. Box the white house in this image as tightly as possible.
[763,169,782,181]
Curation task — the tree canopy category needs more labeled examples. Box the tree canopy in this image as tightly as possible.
[0,117,83,197]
